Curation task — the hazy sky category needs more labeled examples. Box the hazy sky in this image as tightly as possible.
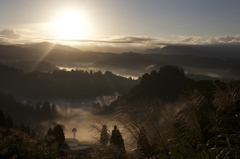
[0,0,240,50]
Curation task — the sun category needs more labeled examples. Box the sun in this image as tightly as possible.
[53,10,88,40]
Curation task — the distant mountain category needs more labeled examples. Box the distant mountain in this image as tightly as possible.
[1,43,240,79]
[0,43,84,62]
[94,52,153,69]
[93,52,240,79]
[0,43,114,63]
[145,44,240,59]
[18,42,80,52]
[95,53,231,69]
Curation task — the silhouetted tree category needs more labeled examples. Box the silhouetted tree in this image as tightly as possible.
[51,103,58,117]
[110,125,125,158]
[100,125,109,146]
[72,128,77,139]
[53,124,65,144]
[47,128,54,136]
[42,101,51,119]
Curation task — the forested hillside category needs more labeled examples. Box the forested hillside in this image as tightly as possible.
[0,63,139,100]
[96,66,212,114]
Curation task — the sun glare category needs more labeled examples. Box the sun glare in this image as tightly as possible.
[53,10,88,40]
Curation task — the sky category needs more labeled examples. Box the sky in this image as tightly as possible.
[0,0,240,52]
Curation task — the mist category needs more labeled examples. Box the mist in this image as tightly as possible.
[43,93,121,142]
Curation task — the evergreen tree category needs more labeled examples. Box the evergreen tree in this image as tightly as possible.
[110,125,125,157]
[42,101,51,119]
[53,124,65,144]
[47,127,54,136]
[51,103,58,117]
[100,125,109,146]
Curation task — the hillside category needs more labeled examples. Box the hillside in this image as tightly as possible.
[145,44,240,59]
[1,43,240,79]
[0,63,139,100]
[100,66,213,115]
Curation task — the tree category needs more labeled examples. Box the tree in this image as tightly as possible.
[110,125,125,157]
[47,128,54,136]
[53,124,65,144]
[100,125,109,146]
[72,128,77,139]
[42,101,51,119]
[51,104,58,117]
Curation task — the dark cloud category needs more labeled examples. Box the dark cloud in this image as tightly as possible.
[0,28,21,39]
[113,36,155,43]
[46,36,156,44]
[44,34,240,53]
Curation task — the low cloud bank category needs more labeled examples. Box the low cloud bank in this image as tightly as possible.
[1,28,239,53]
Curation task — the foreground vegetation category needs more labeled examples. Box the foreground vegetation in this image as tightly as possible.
[1,66,240,158]
[0,127,67,158]
[89,67,240,158]
[112,81,240,159]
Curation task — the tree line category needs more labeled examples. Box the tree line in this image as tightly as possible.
[0,91,59,127]
[0,63,138,100]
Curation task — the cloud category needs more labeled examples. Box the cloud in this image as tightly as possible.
[0,28,21,39]
[46,35,157,45]
[181,37,193,43]
[207,35,240,44]
[206,37,218,44]
[112,36,155,43]
[173,34,240,45]
[0,37,9,45]
[1,27,240,53]
[0,28,45,45]
[44,35,165,53]
[177,36,201,44]
[48,34,240,53]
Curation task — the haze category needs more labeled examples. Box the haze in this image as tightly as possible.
[1,1,240,158]
[0,0,240,52]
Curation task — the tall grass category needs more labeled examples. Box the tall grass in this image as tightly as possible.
[108,81,240,159]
